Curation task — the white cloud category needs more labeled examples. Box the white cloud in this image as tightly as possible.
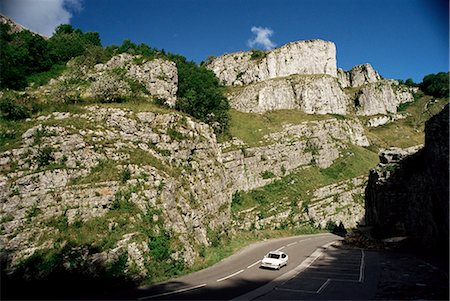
[247,26,276,50]
[1,0,83,37]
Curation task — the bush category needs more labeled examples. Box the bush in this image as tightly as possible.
[170,54,230,134]
[36,147,54,167]
[47,24,101,64]
[420,72,449,98]
[0,95,31,120]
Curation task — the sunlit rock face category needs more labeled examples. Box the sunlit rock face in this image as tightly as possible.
[207,39,337,86]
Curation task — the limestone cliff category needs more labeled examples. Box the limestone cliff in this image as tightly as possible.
[226,74,349,115]
[0,107,231,274]
[209,41,414,116]
[43,53,178,107]
[207,40,337,86]
[337,64,381,88]
[365,105,449,252]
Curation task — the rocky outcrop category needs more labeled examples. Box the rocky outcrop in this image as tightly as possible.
[233,176,367,231]
[0,107,231,273]
[207,40,337,86]
[209,40,414,116]
[0,14,45,37]
[43,53,178,107]
[92,54,178,106]
[365,105,449,252]
[221,118,369,192]
[354,81,414,116]
[338,64,381,88]
[226,74,349,115]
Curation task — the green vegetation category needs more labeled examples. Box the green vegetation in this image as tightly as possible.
[366,94,448,148]
[231,145,379,215]
[0,24,230,134]
[420,72,449,98]
[0,23,100,89]
[224,109,329,147]
[250,49,267,61]
[170,54,230,134]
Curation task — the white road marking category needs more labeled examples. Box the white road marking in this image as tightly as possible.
[138,283,207,300]
[286,242,297,247]
[216,269,244,282]
[316,279,331,293]
[247,260,261,269]
[359,249,365,282]
[276,246,286,251]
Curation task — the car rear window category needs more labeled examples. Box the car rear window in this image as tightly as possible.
[268,253,280,259]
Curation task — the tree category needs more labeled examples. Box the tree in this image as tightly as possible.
[0,23,51,89]
[170,54,230,134]
[421,72,449,98]
[47,24,101,64]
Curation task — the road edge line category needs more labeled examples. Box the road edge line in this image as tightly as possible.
[138,283,207,300]
[231,240,337,301]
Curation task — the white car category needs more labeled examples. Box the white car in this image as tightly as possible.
[260,251,288,270]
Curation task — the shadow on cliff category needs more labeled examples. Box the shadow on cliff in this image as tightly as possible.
[364,104,449,264]
[0,245,138,300]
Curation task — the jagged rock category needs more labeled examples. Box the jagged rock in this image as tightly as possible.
[338,64,381,88]
[221,118,369,192]
[0,106,231,275]
[207,39,337,86]
[307,176,367,229]
[378,146,423,164]
[93,54,178,106]
[365,105,449,251]
[355,81,414,116]
[227,74,349,114]
[366,113,407,127]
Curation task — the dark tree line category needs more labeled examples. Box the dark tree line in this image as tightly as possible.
[0,24,229,133]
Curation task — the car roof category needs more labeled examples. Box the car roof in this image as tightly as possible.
[267,250,285,255]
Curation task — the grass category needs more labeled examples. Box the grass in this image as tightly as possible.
[366,95,448,149]
[232,144,379,213]
[225,109,332,147]
[70,159,120,185]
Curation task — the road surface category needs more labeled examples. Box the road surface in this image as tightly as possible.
[130,233,340,300]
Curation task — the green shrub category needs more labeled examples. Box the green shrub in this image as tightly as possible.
[169,54,230,134]
[148,230,171,261]
[36,147,55,167]
[420,72,449,98]
[0,95,31,120]
[250,49,267,61]
[120,168,131,183]
[261,170,275,179]
[231,191,242,210]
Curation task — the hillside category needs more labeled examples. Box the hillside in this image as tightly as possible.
[0,17,448,297]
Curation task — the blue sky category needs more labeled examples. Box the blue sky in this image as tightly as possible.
[1,0,448,82]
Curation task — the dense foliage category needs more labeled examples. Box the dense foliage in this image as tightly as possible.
[420,72,449,98]
[0,24,230,133]
[169,54,229,133]
[0,24,100,89]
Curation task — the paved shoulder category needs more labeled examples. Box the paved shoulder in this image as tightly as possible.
[242,242,380,300]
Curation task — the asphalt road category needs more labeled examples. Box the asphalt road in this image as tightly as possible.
[130,233,339,300]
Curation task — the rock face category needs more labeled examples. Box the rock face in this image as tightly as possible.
[92,54,178,107]
[222,118,369,192]
[337,64,381,88]
[43,53,178,107]
[207,40,337,86]
[227,74,349,115]
[355,81,414,116]
[0,107,231,274]
[365,105,449,252]
[209,40,414,116]
[232,176,367,231]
